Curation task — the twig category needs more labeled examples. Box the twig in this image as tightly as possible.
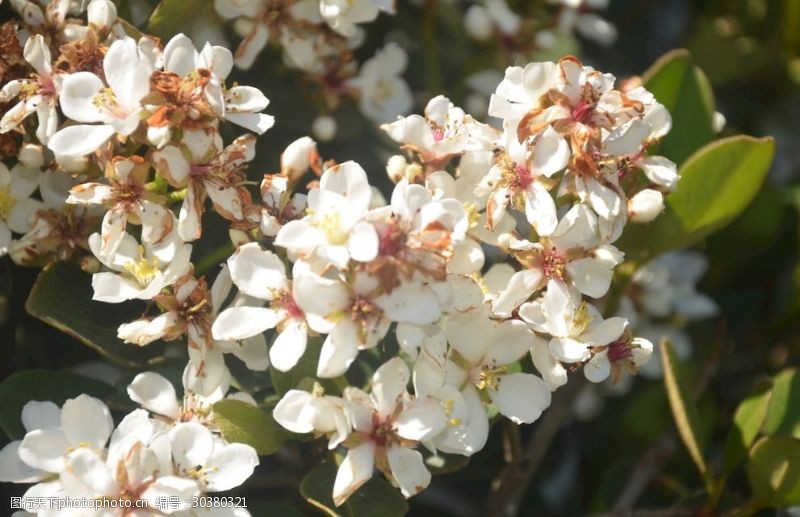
[485,376,587,516]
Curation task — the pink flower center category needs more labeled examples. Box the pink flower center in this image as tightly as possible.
[515,163,535,189]
[607,338,633,363]
[378,220,407,257]
[571,99,594,124]
[277,294,304,320]
[39,76,56,97]
[189,164,212,177]
[542,248,567,279]
[432,127,445,143]
[370,413,396,446]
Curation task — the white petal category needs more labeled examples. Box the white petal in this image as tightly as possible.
[581,316,627,346]
[0,442,45,482]
[492,269,544,317]
[269,319,308,372]
[485,319,533,365]
[61,395,113,450]
[227,242,287,299]
[273,390,315,434]
[58,72,104,123]
[21,401,61,432]
[348,221,379,262]
[531,127,570,177]
[211,306,281,341]
[60,448,117,498]
[549,337,591,363]
[394,398,447,442]
[333,442,375,506]
[376,282,441,325]
[488,373,551,424]
[387,445,431,498]
[204,443,258,491]
[169,422,213,471]
[48,124,116,157]
[127,372,181,419]
[584,352,611,383]
[316,321,360,378]
[566,257,613,298]
[18,429,69,472]
[372,357,410,417]
[524,182,558,236]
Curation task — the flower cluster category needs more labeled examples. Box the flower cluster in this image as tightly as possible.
[213,0,409,128]
[0,1,679,508]
[0,367,259,516]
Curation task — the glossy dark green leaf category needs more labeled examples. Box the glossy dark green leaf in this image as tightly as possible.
[642,49,716,164]
[762,368,800,438]
[722,382,772,473]
[619,135,775,263]
[148,0,211,39]
[299,458,409,517]
[747,435,800,506]
[0,370,114,439]
[212,399,288,455]
[25,261,165,368]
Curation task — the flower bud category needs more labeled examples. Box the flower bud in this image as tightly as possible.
[312,115,337,142]
[18,143,44,169]
[281,136,317,181]
[88,0,117,29]
[386,154,408,183]
[147,125,171,150]
[464,6,493,41]
[628,189,664,223]
[497,232,513,251]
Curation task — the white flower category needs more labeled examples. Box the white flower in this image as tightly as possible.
[169,421,258,492]
[444,304,551,424]
[349,43,412,124]
[273,388,350,448]
[0,162,41,256]
[211,243,310,372]
[16,395,113,475]
[492,204,624,316]
[553,0,617,47]
[476,126,569,235]
[90,222,192,303]
[293,260,442,377]
[152,132,257,241]
[0,34,60,143]
[333,358,447,505]
[382,95,496,166]
[162,33,274,134]
[319,0,383,37]
[68,156,173,255]
[49,36,155,157]
[275,161,378,269]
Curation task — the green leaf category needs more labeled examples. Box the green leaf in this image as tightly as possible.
[25,261,165,368]
[762,368,800,437]
[299,458,409,517]
[660,339,712,490]
[722,382,772,474]
[618,135,775,263]
[212,399,288,455]
[642,49,715,164]
[747,436,800,506]
[148,0,211,39]
[0,370,114,439]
